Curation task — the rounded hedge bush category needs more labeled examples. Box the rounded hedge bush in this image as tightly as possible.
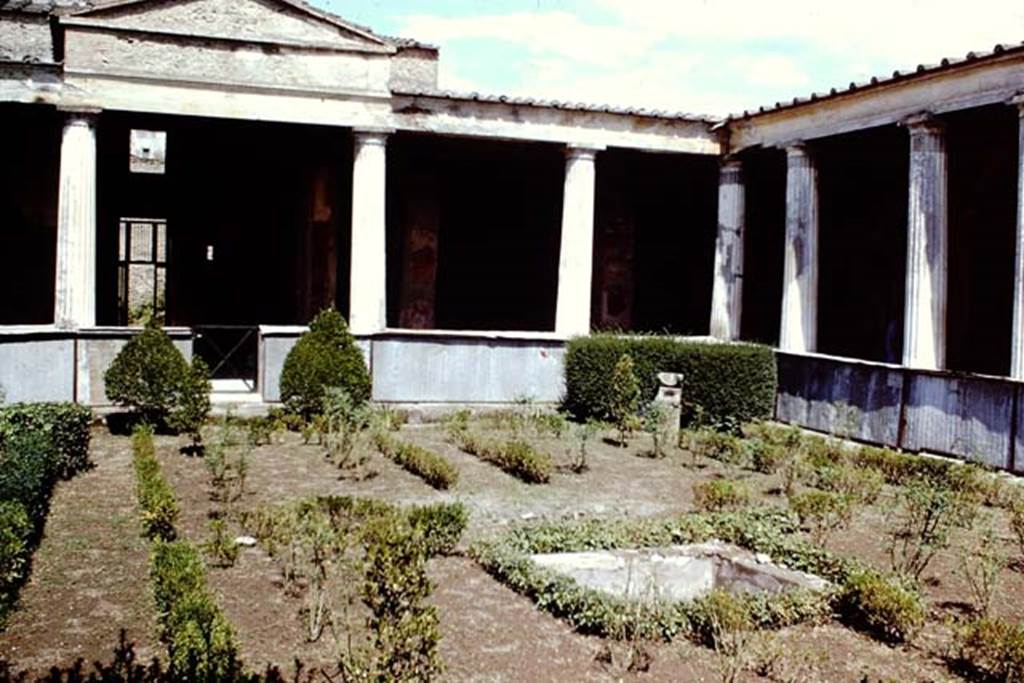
[104,320,190,426]
[280,309,371,419]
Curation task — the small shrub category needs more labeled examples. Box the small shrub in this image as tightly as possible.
[0,501,31,613]
[373,432,458,490]
[279,308,370,420]
[407,502,469,557]
[838,569,925,643]
[789,489,852,547]
[956,520,1007,617]
[451,430,553,484]
[609,354,641,446]
[168,355,211,452]
[816,463,884,506]
[567,420,600,473]
[686,428,749,467]
[693,479,751,513]
[1011,496,1024,565]
[320,387,370,471]
[641,402,674,458]
[132,424,179,542]
[955,617,1024,682]
[104,320,191,427]
[746,438,789,474]
[563,334,776,430]
[202,517,239,568]
[887,478,977,582]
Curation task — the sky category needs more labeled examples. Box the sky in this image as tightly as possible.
[316,1,1024,117]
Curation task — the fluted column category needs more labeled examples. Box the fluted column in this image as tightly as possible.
[779,142,819,352]
[1011,98,1024,379]
[349,129,390,335]
[709,157,745,340]
[902,114,948,370]
[554,145,601,337]
[54,110,98,329]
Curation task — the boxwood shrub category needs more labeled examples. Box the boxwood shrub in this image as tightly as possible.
[0,402,92,623]
[563,334,776,430]
[280,309,371,420]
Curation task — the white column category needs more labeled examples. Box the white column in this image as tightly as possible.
[349,129,390,336]
[554,145,600,337]
[779,142,819,352]
[902,114,948,370]
[54,110,98,329]
[709,157,745,340]
[1011,98,1024,379]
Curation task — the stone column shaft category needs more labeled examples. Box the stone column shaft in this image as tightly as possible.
[902,115,948,370]
[1011,100,1024,379]
[54,111,98,329]
[709,158,745,340]
[555,145,600,337]
[349,130,390,335]
[779,143,819,352]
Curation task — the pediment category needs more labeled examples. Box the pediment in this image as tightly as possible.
[64,0,393,52]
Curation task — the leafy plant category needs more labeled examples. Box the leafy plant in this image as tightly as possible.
[320,387,371,472]
[567,420,599,473]
[609,354,641,447]
[280,309,370,420]
[956,519,1007,617]
[202,517,239,569]
[954,617,1024,682]
[641,402,674,458]
[373,431,458,490]
[0,402,92,479]
[887,478,977,582]
[693,479,751,513]
[132,424,179,542]
[838,569,925,643]
[104,320,191,428]
[788,489,852,547]
[168,355,211,453]
[450,430,553,484]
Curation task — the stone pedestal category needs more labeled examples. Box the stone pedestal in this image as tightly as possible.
[349,129,390,336]
[54,110,98,329]
[709,158,745,340]
[654,371,683,446]
[902,115,948,370]
[779,143,818,352]
[555,145,601,337]
[1011,98,1024,380]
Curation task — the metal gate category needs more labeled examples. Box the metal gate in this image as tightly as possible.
[193,325,258,390]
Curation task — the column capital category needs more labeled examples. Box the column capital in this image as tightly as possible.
[903,112,945,136]
[719,156,743,184]
[353,127,393,147]
[58,106,101,126]
[1010,92,1024,116]
[565,144,603,161]
[783,141,811,159]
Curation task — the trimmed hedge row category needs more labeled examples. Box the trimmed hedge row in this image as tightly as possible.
[450,430,553,484]
[563,334,777,429]
[130,424,245,679]
[470,508,925,645]
[0,402,92,622]
[0,403,92,479]
[373,432,459,490]
[132,425,179,542]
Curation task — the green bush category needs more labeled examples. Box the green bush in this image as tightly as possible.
[407,502,469,557]
[0,501,31,613]
[104,320,191,427]
[0,402,92,479]
[955,617,1024,682]
[168,355,212,451]
[280,309,370,420]
[150,540,243,680]
[451,431,553,484]
[564,334,776,430]
[838,569,925,643]
[373,432,459,490]
[692,479,751,512]
[132,424,179,542]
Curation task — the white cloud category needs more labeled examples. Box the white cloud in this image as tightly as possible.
[396,1,1024,115]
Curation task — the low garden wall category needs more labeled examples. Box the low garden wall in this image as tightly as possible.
[776,351,1024,473]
